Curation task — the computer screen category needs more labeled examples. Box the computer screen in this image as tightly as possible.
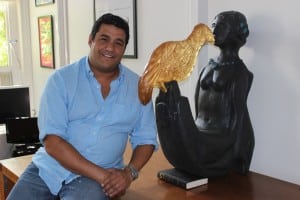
[5,117,40,144]
[0,86,31,123]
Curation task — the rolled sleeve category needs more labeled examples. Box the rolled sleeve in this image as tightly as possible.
[130,100,158,151]
[38,72,69,143]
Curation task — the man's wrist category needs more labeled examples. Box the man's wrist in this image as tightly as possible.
[124,164,139,181]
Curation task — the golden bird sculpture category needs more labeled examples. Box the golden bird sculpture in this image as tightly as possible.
[138,23,215,105]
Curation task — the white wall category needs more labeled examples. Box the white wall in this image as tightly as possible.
[29,0,59,114]
[28,0,300,185]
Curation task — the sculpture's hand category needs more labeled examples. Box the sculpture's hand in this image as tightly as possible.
[155,81,181,118]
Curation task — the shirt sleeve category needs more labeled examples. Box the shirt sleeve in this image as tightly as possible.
[38,71,69,144]
[129,99,159,151]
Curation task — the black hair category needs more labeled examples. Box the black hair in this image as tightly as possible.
[90,13,130,45]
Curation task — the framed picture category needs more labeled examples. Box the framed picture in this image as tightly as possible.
[35,0,54,7]
[94,0,137,58]
[38,15,55,68]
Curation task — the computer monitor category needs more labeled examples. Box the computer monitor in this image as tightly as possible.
[0,86,31,123]
[5,117,40,144]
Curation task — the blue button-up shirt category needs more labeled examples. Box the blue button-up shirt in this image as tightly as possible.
[32,56,158,195]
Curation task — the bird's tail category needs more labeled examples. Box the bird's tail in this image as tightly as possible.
[138,76,153,105]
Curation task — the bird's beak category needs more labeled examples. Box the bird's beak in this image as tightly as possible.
[208,34,215,44]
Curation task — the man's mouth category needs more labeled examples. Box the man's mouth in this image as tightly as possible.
[103,53,113,58]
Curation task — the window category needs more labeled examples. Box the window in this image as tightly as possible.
[0,2,8,68]
[0,1,12,85]
[0,0,20,86]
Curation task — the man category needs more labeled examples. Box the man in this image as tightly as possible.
[7,13,158,200]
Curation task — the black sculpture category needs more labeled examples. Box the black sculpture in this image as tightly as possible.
[155,11,254,177]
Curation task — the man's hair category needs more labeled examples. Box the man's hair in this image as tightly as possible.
[90,13,130,45]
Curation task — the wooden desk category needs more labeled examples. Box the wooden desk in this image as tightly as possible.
[0,154,33,199]
[123,148,300,200]
[1,148,300,200]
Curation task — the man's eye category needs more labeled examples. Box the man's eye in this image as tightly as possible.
[116,42,124,46]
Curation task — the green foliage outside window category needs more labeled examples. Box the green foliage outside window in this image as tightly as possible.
[0,10,8,67]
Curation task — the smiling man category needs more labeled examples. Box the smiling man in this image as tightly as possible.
[7,13,158,200]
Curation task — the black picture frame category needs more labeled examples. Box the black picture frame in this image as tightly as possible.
[94,0,137,58]
[35,0,55,7]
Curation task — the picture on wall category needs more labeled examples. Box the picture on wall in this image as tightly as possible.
[38,15,55,69]
[94,0,137,58]
[35,0,55,7]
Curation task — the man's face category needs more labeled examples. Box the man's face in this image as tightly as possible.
[88,24,126,73]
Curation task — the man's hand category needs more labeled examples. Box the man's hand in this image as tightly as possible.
[102,144,155,198]
[102,168,132,198]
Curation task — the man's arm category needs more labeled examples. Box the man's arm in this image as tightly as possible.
[44,134,109,185]
[127,144,155,171]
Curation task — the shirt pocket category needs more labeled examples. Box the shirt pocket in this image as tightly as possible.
[104,104,139,130]
[67,121,97,151]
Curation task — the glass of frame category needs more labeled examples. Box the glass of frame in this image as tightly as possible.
[94,0,137,58]
[35,0,55,7]
[38,15,55,68]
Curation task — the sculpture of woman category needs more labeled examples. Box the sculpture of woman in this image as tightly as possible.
[155,11,254,177]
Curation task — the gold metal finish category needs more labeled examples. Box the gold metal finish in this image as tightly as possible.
[138,23,215,105]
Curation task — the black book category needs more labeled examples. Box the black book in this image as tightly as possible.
[157,168,208,190]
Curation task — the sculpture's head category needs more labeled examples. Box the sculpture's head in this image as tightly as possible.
[212,11,249,48]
